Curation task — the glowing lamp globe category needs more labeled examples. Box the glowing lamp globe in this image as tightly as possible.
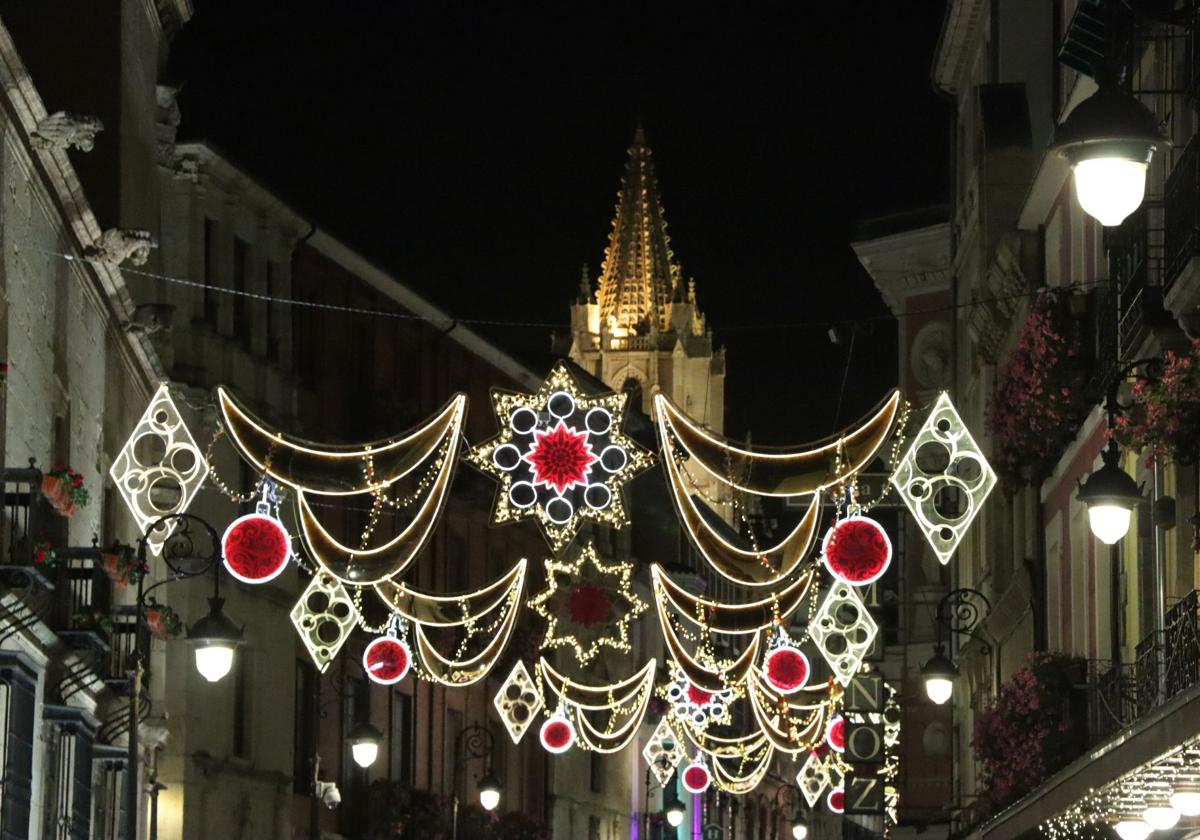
[1112,820,1152,840]
[1077,447,1143,545]
[681,760,711,794]
[221,511,292,584]
[791,821,808,840]
[822,516,892,586]
[362,635,411,685]
[478,771,502,811]
[539,714,575,754]
[347,722,383,769]
[664,793,686,827]
[827,787,845,814]
[1170,790,1200,817]
[764,645,810,694]
[826,716,845,753]
[1051,84,1167,227]
[1141,806,1180,831]
[921,645,958,705]
[186,597,243,683]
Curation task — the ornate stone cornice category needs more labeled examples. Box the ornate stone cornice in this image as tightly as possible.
[933,0,988,94]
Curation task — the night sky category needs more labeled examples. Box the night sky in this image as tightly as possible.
[171,2,951,441]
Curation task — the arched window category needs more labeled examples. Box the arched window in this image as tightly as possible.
[621,376,644,414]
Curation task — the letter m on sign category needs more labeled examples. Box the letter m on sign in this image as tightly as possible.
[845,675,883,713]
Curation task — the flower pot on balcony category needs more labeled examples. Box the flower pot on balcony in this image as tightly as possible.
[41,475,76,517]
[143,604,181,641]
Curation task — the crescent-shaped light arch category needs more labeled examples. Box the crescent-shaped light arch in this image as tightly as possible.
[374,560,526,626]
[411,582,522,686]
[651,564,816,634]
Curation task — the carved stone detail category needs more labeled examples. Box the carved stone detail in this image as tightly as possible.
[85,229,158,267]
[31,112,103,152]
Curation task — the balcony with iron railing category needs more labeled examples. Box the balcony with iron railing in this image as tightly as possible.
[1106,206,1170,358]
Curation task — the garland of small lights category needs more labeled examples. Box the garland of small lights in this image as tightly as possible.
[526,541,646,665]
[535,657,656,753]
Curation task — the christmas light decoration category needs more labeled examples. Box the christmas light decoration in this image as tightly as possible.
[653,390,901,497]
[890,392,996,565]
[643,718,685,786]
[540,710,576,754]
[362,619,411,685]
[493,661,543,744]
[747,669,836,754]
[527,541,646,665]
[821,515,892,586]
[221,482,292,584]
[827,786,845,814]
[465,363,653,551]
[809,580,878,686]
[664,663,733,731]
[762,629,811,695]
[110,384,210,555]
[826,715,845,753]
[681,756,712,794]
[291,573,359,672]
[409,581,522,686]
[797,751,831,808]
[652,564,816,634]
[537,657,655,753]
[375,559,527,626]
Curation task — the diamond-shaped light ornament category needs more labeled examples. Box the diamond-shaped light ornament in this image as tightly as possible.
[290,573,358,672]
[109,384,210,555]
[643,718,685,787]
[810,581,878,686]
[797,750,830,807]
[890,392,996,565]
[493,661,544,744]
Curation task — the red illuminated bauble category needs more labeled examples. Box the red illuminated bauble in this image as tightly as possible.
[822,515,892,586]
[681,760,711,794]
[826,715,845,753]
[362,635,411,685]
[222,512,291,584]
[540,715,575,754]
[827,787,845,814]
[764,646,810,694]
[686,684,713,707]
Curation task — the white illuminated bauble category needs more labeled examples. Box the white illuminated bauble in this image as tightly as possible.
[1073,158,1148,227]
[1170,790,1200,816]
[925,676,954,706]
[193,644,234,683]
[1141,806,1180,830]
[1088,504,1132,545]
[1112,820,1152,840]
[351,741,379,769]
[479,788,501,811]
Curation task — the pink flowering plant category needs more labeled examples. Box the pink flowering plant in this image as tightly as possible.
[971,651,1086,814]
[985,289,1089,483]
[1113,339,1200,464]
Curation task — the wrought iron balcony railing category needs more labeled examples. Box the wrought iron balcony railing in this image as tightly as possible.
[1164,125,1200,299]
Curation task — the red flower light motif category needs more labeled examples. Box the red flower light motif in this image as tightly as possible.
[525,421,598,494]
[686,684,713,707]
[566,583,611,627]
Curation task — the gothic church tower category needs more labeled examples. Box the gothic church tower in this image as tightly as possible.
[569,127,726,435]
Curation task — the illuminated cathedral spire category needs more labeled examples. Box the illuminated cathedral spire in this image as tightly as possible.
[596,124,683,335]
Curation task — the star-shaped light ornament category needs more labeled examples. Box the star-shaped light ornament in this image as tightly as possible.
[527,540,647,665]
[465,362,654,551]
[664,662,734,731]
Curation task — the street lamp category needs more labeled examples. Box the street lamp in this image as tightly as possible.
[921,644,959,705]
[922,588,992,705]
[663,790,685,827]
[187,596,243,681]
[347,722,384,769]
[1112,819,1153,840]
[791,819,808,840]
[1051,83,1166,226]
[1078,440,1143,544]
[771,784,807,839]
[126,512,243,840]
[478,770,502,811]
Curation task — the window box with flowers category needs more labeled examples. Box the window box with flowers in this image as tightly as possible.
[1113,338,1200,465]
[41,464,89,518]
[985,289,1091,484]
[100,546,147,588]
[31,541,59,569]
[142,600,182,640]
[971,651,1088,815]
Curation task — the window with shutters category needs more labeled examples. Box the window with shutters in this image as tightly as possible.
[44,706,95,840]
[0,655,37,840]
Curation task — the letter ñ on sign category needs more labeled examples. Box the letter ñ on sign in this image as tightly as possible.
[845,675,883,712]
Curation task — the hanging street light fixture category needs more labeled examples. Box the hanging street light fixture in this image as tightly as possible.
[347,722,384,769]
[1078,439,1145,544]
[921,644,959,705]
[664,790,686,828]
[187,596,244,682]
[1051,83,1167,226]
